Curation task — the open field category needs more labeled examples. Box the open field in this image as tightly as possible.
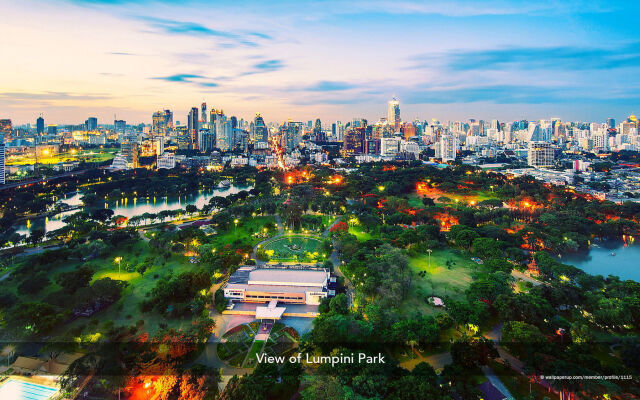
[6,148,118,166]
[209,216,277,248]
[400,249,475,315]
[348,225,374,241]
[260,235,325,262]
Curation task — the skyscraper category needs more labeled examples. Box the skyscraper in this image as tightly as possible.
[188,107,199,150]
[387,97,400,131]
[114,119,126,133]
[314,118,326,142]
[253,113,268,142]
[85,117,98,131]
[36,116,45,135]
[0,119,12,140]
[0,136,5,185]
[152,110,173,134]
[201,102,207,123]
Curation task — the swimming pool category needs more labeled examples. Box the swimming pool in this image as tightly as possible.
[0,379,58,400]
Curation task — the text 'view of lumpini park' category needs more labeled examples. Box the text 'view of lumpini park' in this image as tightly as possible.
[1,163,640,400]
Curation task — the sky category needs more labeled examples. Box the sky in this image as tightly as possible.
[2,0,640,125]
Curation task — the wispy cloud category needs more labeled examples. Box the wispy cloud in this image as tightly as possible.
[240,59,285,76]
[151,74,218,88]
[135,16,270,47]
[411,42,640,72]
[401,84,640,104]
[0,91,112,101]
[305,81,358,91]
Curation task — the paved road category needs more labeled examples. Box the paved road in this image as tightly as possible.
[511,270,548,286]
[482,366,515,399]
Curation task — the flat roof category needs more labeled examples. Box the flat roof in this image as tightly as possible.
[256,305,286,319]
[248,268,327,285]
[226,283,325,294]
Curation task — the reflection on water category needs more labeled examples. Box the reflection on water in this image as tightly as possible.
[15,185,251,235]
[562,238,640,282]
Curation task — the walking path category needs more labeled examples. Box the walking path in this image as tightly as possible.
[482,366,515,399]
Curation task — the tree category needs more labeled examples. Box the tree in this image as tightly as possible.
[450,337,498,368]
[329,293,349,315]
[56,265,94,293]
[501,321,548,359]
[8,302,65,335]
[29,227,45,245]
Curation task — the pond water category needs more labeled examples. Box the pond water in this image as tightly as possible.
[561,238,640,282]
[15,185,252,235]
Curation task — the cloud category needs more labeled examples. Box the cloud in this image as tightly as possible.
[401,84,640,104]
[0,91,112,101]
[411,42,640,72]
[152,73,205,82]
[151,73,219,88]
[305,81,358,92]
[135,16,270,47]
[240,59,285,76]
[109,51,136,56]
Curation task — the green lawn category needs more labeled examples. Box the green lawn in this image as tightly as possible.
[59,240,201,337]
[210,216,277,248]
[400,249,475,315]
[349,225,374,241]
[260,235,326,262]
[244,340,265,367]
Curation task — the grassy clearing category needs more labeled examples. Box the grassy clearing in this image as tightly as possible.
[261,235,325,262]
[6,148,118,166]
[400,249,475,315]
[244,340,265,367]
[210,216,277,248]
[348,226,374,241]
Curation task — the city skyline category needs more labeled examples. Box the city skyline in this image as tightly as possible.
[3,0,640,124]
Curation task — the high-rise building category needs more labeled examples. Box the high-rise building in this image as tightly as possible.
[0,119,11,140]
[344,127,365,155]
[387,97,400,130]
[85,117,98,131]
[121,141,139,169]
[313,118,326,142]
[47,125,58,135]
[201,102,207,123]
[36,116,45,135]
[188,107,199,150]
[606,118,615,129]
[436,134,458,161]
[0,137,5,185]
[253,113,268,142]
[114,119,126,133]
[528,142,555,167]
[152,110,173,134]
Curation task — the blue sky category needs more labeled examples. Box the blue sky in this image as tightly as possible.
[1,0,640,124]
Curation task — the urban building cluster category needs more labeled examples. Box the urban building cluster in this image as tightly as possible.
[2,99,640,198]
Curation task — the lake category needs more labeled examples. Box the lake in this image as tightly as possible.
[15,184,252,235]
[561,238,640,282]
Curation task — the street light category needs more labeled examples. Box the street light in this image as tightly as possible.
[114,256,122,278]
[234,219,239,233]
[426,249,432,269]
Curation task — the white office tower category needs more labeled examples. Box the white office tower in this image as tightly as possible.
[380,138,401,156]
[401,141,420,158]
[591,131,608,151]
[154,136,164,156]
[157,152,176,169]
[436,134,458,161]
[528,142,555,167]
